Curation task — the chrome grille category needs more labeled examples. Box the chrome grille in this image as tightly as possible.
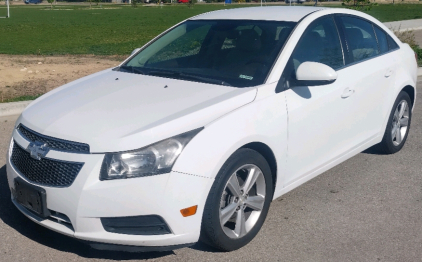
[11,142,84,187]
[17,124,90,154]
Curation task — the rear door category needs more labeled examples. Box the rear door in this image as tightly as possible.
[334,15,398,145]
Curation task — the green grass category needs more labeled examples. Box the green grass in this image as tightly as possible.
[0,4,256,55]
[0,94,43,103]
[1,4,422,56]
[363,3,422,22]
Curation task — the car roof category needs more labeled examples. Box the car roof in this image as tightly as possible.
[190,6,326,22]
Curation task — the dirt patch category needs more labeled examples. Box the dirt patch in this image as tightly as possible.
[0,54,125,102]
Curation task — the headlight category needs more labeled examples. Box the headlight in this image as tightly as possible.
[100,128,203,180]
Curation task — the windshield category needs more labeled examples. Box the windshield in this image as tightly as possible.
[121,20,296,87]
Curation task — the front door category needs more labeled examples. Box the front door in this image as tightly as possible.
[282,15,353,187]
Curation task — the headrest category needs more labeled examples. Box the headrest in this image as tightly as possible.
[236,29,262,52]
[304,31,323,44]
[298,31,323,52]
[345,28,364,41]
[295,31,323,64]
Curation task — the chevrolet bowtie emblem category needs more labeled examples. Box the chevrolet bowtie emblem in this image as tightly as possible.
[26,141,50,160]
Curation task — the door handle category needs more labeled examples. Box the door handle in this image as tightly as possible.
[341,88,354,99]
[385,69,393,78]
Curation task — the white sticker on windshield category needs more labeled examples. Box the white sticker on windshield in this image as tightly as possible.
[239,74,253,80]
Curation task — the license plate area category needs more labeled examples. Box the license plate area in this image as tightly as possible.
[14,177,50,218]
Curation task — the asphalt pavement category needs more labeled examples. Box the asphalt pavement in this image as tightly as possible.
[0,78,421,262]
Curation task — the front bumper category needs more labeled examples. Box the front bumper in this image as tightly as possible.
[6,129,213,248]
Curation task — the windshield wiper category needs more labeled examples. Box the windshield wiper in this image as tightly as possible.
[147,70,232,87]
[117,65,146,75]
[146,70,177,77]
[180,72,232,87]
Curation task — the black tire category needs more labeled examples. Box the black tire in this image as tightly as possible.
[200,148,273,251]
[378,91,412,154]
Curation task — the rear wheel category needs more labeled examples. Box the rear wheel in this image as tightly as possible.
[378,91,412,154]
[200,148,273,251]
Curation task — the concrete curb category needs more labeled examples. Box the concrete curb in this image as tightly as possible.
[383,19,422,32]
[0,100,33,117]
[394,27,422,32]
[384,25,422,32]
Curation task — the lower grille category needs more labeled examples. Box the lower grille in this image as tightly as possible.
[14,200,75,232]
[11,142,84,187]
[101,215,172,235]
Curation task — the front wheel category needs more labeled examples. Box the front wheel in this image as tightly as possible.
[378,91,412,154]
[200,148,273,251]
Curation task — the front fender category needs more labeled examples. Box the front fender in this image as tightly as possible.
[172,83,288,193]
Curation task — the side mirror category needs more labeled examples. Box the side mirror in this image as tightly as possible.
[296,62,337,86]
[131,48,141,56]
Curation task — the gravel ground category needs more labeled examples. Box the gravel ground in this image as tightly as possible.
[0,78,421,262]
[0,55,122,102]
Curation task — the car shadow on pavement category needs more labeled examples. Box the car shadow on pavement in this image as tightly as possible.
[362,145,385,155]
[189,241,221,253]
[0,165,174,260]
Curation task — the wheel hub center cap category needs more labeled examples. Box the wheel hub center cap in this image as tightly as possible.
[238,196,246,206]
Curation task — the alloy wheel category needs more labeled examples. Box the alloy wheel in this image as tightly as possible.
[391,100,409,146]
[219,164,266,239]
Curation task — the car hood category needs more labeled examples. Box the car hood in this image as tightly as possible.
[18,69,257,153]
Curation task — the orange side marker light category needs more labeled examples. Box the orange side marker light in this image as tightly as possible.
[180,205,198,217]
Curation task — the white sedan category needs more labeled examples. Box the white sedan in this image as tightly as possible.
[6,6,417,252]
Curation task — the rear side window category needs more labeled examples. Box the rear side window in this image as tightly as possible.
[373,25,399,54]
[374,25,389,54]
[387,33,399,50]
[339,16,379,64]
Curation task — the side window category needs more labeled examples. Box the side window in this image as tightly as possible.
[280,16,343,89]
[290,16,344,71]
[373,25,389,54]
[339,16,379,63]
